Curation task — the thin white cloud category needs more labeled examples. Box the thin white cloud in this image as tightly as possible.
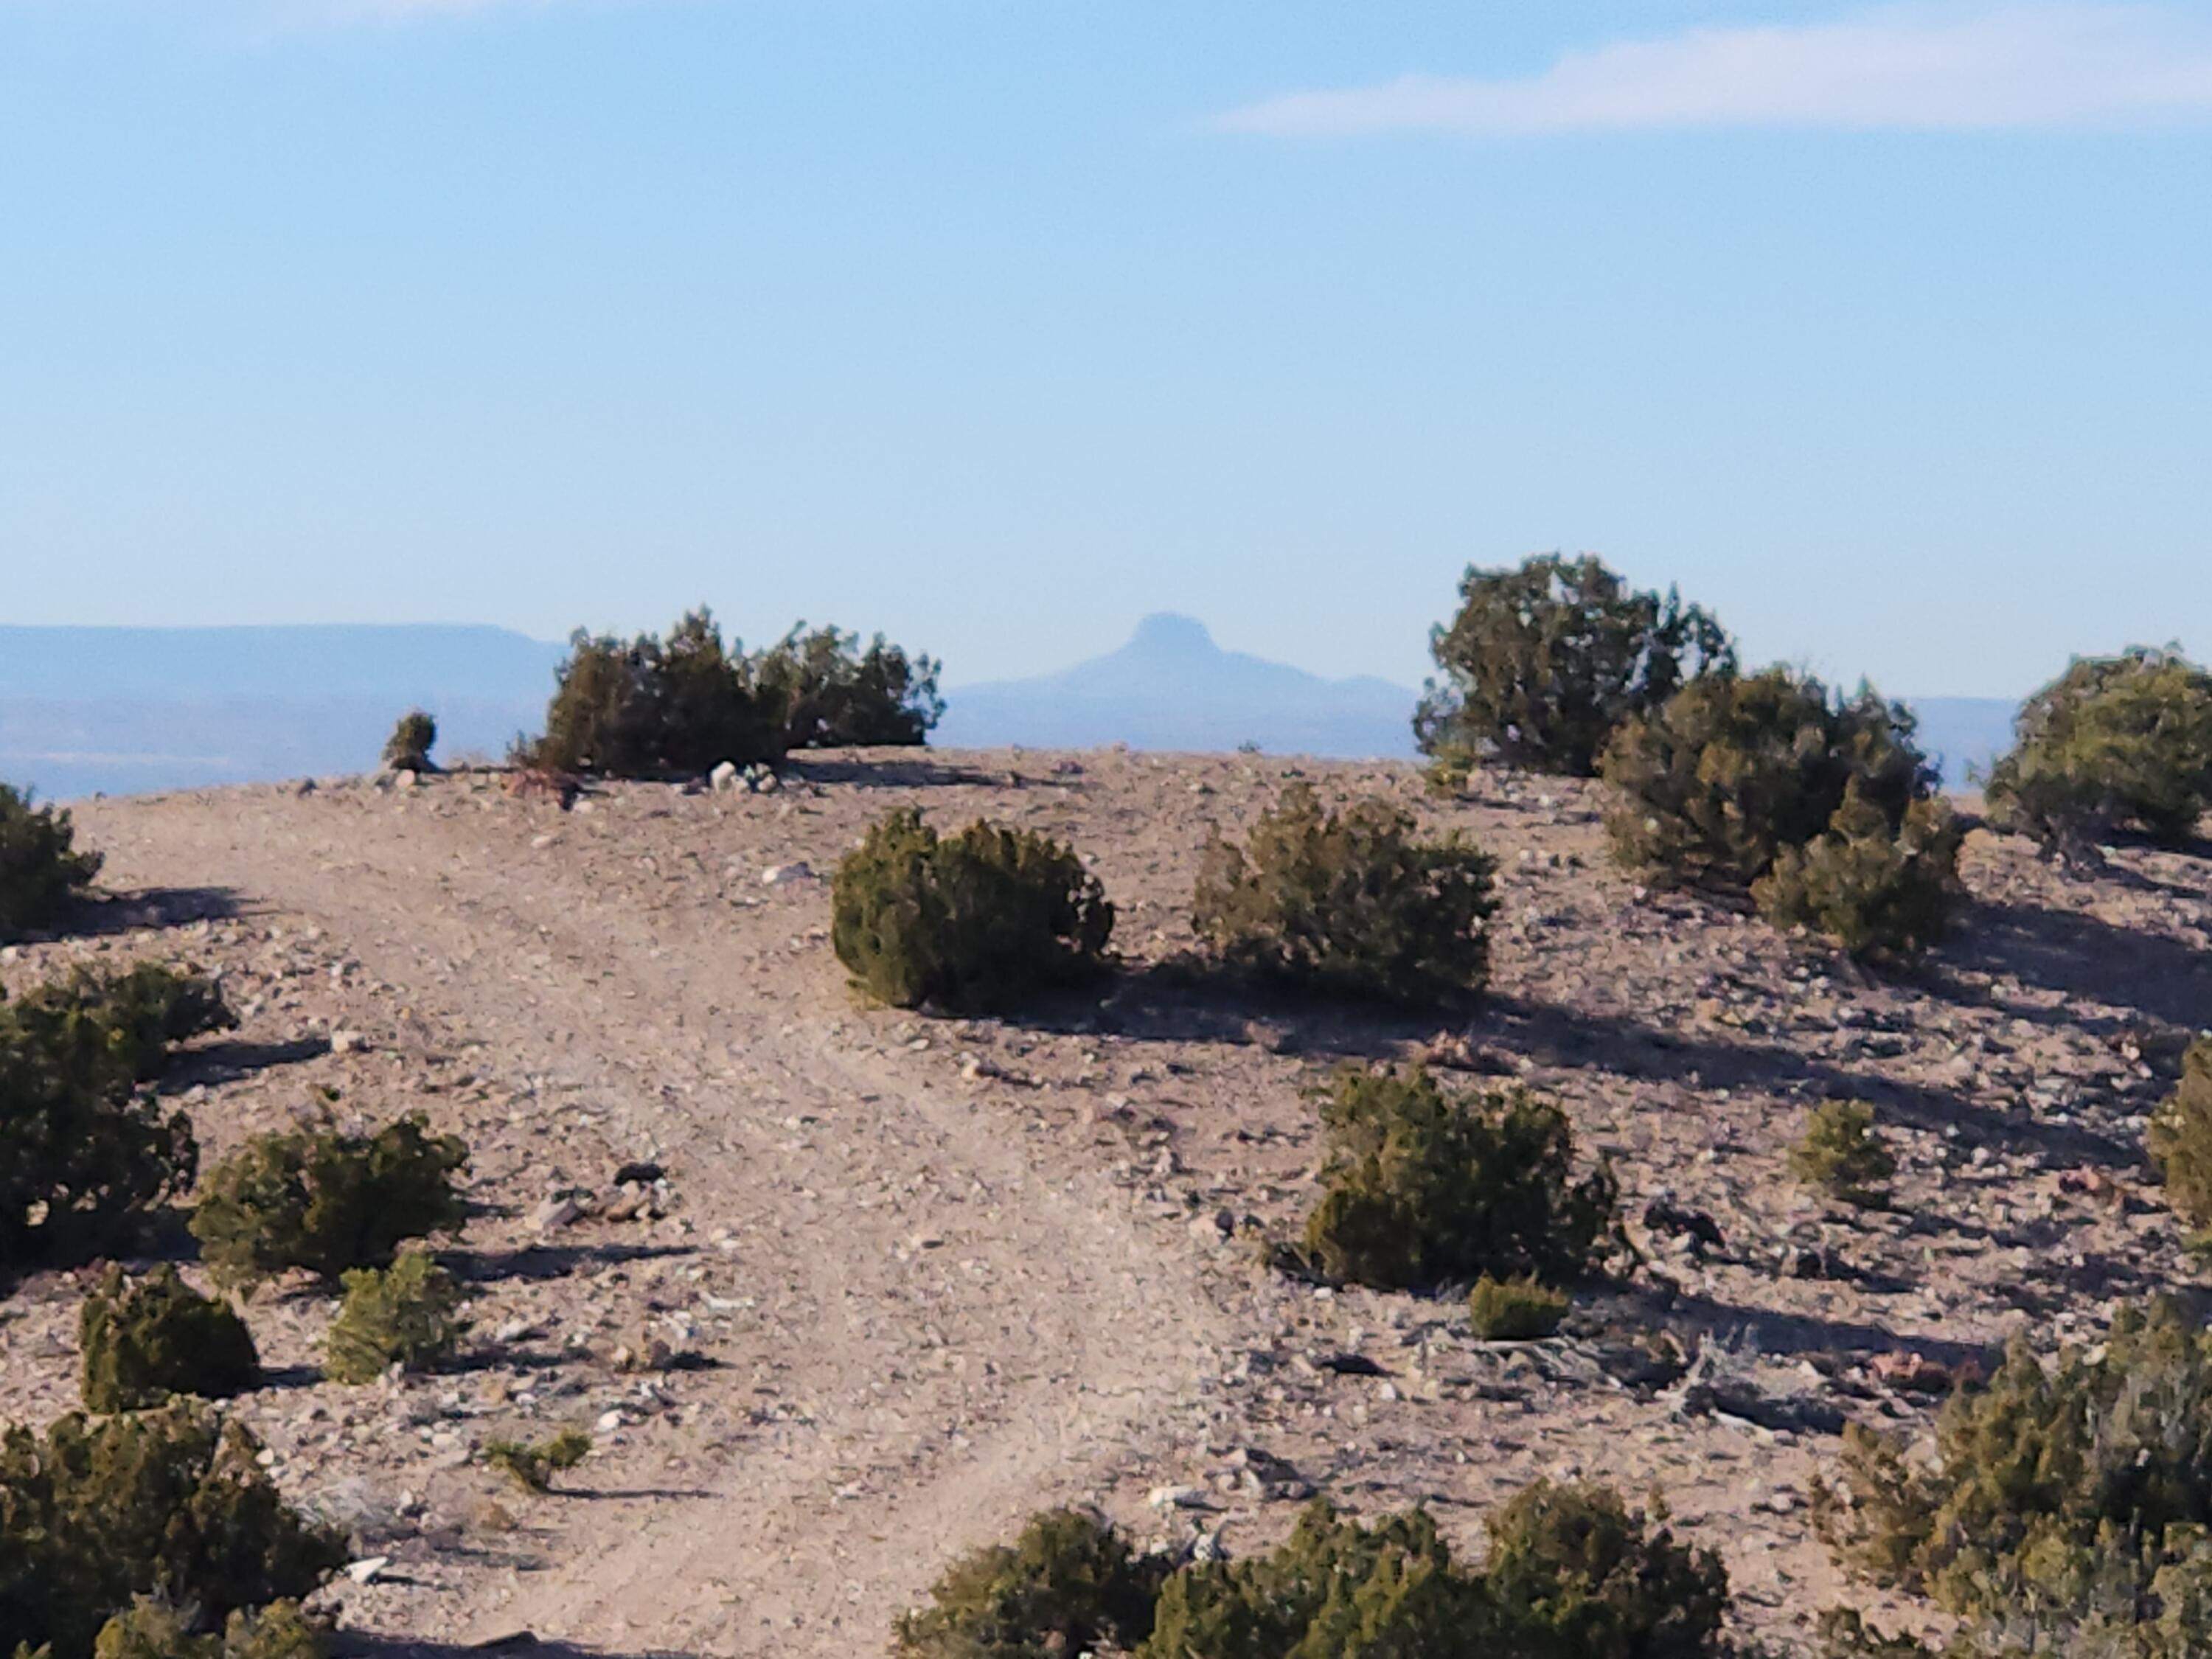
[1220,4,2212,136]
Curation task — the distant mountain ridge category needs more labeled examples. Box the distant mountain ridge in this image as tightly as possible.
[0,624,563,799]
[933,613,1422,759]
[0,617,2022,798]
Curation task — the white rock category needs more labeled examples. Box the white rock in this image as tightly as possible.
[709,760,740,793]
[344,1556,391,1585]
[330,1030,368,1055]
[760,862,818,887]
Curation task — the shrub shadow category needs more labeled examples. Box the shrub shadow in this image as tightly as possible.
[992,959,1447,1062]
[58,885,243,938]
[335,1640,699,1659]
[782,754,1009,790]
[166,1034,330,1083]
[1930,900,2212,1033]
[1482,994,2137,1169]
[447,1242,698,1284]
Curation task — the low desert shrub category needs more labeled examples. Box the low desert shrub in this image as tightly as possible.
[482,1427,592,1494]
[1481,1479,1731,1659]
[189,1115,468,1288]
[1983,647,2212,854]
[1753,788,1964,959]
[322,1249,466,1383]
[1820,1297,2212,1646]
[1789,1102,1898,1208]
[380,710,437,773]
[523,608,787,778]
[894,1508,1161,1659]
[1138,1485,1725,1658]
[11,963,236,1083]
[1416,553,1736,778]
[752,624,944,750]
[1601,669,1933,892]
[0,1402,344,1658]
[1300,1065,1617,1293]
[72,1596,322,1659]
[80,1266,260,1412]
[0,979,199,1264]
[1467,1273,1569,1340]
[1191,783,1498,1006]
[832,810,1114,1013]
[0,782,102,939]
[2148,1040,2212,1230]
[1601,668,1955,952]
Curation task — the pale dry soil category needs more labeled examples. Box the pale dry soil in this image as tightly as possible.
[1,748,2205,1657]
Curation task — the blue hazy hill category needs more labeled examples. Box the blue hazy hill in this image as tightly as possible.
[935,613,1422,759]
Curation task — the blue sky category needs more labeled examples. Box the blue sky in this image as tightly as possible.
[3,1,2208,696]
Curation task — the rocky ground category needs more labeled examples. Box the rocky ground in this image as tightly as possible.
[4,747,2206,1657]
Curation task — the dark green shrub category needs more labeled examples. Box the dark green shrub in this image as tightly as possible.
[1191,784,1498,1006]
[1301,1065,1617,1293]
[80,1597,322,1659]
[0,983,198,1265]
[1138,1498,1481,1658]
[895,1508,1160,1659]
[323,1249,466,1382]
[831,810,1114,1014]
[1821,1297,2212,1644]
[1481,1481,1730,1659]
[1135,1486,1727,1659]
[1467,1273,1568,1340]
[380,710,437,773]
[524,608,787,778]
[80,1266,260,1412]
[2148,1040,2212,1230]
[752,624,944,749]
[1983,647,2212,854]
[189,1114,468,1288]
[11,964,236,1083]
[0,1402,344,1658]
[1754,786,1963,959]
[1788,1102,1898,1208]
[482,1427,592,1493]
[1416,553,1735,778]
[1601,668,1938,899]
[0,782,102,939]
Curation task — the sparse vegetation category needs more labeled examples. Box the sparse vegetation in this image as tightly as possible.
[80,1265,259,1412]
[0,1402,344,1659]
[1190,782,1498,1005]
[908,1484,1731,1659]
[0,970,200,1264]
[1300,1064,1617,1293]
[522,608,945,777]
[10,962,236,1082]
[2147,1039,2212,1231]
[483,1427,593,1493]
[189,1114,468,1288]
[0,781,102,939]
[1789,1102,1898,1208]
[1600,668,1958,950]
[1753,787,1964,959]
[1983,647,2212,855]
[893,1508,1160,1659]
[1820,1297,2212,1651]
[72,1596,323,1659]
[1467,1273,1569,1340]
[381,709,438,773]
[831,809,1114,1013]
[751,623,944,749]
[322,1248,467,1383]
[523,608,788,778]
[1416,552,1735,778]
